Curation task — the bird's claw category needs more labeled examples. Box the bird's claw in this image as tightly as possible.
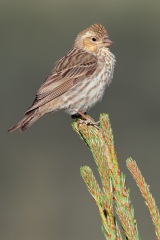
[78,119,100,129]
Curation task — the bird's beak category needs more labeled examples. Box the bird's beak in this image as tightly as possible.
[103,37,113,47]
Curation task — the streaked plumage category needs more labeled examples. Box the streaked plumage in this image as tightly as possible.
[8,23,116,132]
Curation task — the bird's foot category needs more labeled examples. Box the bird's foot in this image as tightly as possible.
[75,111,100,129]
[78,118,100,128]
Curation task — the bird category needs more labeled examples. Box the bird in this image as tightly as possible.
[8,23,116,132]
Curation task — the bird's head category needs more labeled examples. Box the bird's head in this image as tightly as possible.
[74,23,113,54]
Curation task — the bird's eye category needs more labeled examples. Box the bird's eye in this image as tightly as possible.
[92,37,97,42]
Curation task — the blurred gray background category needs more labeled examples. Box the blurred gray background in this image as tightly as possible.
[1,0,160,239]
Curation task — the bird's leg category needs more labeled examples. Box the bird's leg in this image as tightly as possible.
[76,111,100,128]
[71,112,86,119]
[77,111,88,120]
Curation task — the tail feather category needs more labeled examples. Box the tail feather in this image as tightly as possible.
[8,98,61,133]
[8,110,41,133]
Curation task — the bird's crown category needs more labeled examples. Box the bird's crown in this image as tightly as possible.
[77,23,107,38]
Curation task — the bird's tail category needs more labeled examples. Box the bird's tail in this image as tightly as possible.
[8,110,41,133]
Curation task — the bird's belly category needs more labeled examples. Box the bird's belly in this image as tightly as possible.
[63,65,113,115]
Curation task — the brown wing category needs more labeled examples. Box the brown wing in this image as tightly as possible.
[25,48,97,114]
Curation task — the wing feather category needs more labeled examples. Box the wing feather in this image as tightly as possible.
[25,48,97,114]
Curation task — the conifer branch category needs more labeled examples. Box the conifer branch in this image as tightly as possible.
[72,114,141,239]
[127,158,160,240]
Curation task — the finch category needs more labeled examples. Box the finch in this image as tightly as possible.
[8,23,116,132]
